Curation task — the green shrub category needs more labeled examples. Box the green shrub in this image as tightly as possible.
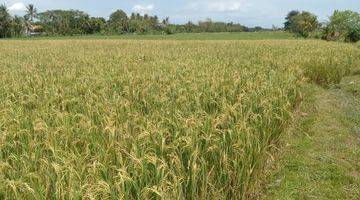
[348,24,360,42]
[322,10,360,43]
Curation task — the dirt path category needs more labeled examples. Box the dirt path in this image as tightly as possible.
[263,75,360,199]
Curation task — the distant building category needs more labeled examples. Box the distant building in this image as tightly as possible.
[26,24,43,36]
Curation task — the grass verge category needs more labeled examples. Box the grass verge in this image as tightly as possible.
[262,75,360,199]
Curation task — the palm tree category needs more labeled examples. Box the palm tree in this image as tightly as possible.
[162,17,170,26]
[23,15,32,35]
[0,4,12,38]
[26,4,37,22]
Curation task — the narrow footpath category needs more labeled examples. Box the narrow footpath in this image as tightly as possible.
[263,75,360,199]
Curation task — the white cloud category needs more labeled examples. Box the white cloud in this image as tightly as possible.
[133,4,154,14]
[188,1,247,13]
[208,2,243,12]
[8,2,27,12]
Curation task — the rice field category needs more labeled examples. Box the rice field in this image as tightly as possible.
[0,39,359,199]
[7,32,294,41]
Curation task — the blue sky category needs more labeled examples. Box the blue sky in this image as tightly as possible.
[2,0,360,27]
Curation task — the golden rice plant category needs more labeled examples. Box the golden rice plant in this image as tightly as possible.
[0,40,359,199]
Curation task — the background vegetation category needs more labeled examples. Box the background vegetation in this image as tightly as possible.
[285,9,360,42]
[0,4,271,38]
[1,3,359,42]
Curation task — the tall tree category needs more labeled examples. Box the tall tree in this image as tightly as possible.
[11,16,24,37]
[89,17,106,34]
[162,17,170,26]
[161,17,173,34]
[108,10,129,34]
[23,15,33,35]
[199,18,213,32]
[322,10,360,42]
[284,10,300,31]
[291,11,319,37]
[38,10,91,35]
[26,4,37,22]
[184,21,195,33]
[0,4,12,38]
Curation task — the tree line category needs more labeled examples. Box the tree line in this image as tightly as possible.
[285,10,360,42]
[0,4,273,38]
[0,3,359,42]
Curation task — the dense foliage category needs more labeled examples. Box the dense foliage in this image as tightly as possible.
[163,19,263,34]
[0,4,273,38]
[0,39,359,199]
[322,10,360,42]
[0,5,12,38]
[38,10,94,35]
[285,10,360,42]
[284,10,300,31]
[2,3,359,42]
[284,10,319,38]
